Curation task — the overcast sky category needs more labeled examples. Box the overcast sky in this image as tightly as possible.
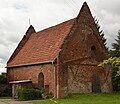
[0,0,120,73]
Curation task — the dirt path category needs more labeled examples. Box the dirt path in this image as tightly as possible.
[0,99,33,104]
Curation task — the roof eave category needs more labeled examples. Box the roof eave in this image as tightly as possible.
[6,60,55,68]
[9,80,32,84]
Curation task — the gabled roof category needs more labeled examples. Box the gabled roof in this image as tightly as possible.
[7,2,106,67]
[7,19,75,67]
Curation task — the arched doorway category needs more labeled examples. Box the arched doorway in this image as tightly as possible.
[92,75,101,93]
[38,72,44,89]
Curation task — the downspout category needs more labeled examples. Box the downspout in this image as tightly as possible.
[52,61,56,98]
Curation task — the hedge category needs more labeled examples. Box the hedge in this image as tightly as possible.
[18,88,41,100]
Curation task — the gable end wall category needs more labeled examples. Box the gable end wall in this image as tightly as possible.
[58,9,112,97]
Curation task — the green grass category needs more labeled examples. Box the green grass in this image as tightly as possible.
[0,97,12,99]
[33,93,120,104]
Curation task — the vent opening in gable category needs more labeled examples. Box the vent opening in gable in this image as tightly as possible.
[91,45,96,55]
[91,45,96,51]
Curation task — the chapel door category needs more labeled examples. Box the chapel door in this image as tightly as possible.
[92,75,101,93]
[14,84,19,98]
[38,72,44,89]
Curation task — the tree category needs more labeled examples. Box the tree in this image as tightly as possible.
[99,31,120,91]
[98,57,120,91]
[109,31,120,57]
[94,17,107,46]
[0,75,12,96]
[99,57,120,70]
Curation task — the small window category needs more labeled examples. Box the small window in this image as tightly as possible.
[91,45,96,55]
[91,45,96,51]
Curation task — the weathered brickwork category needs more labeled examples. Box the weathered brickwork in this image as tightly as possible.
[58,3,112,98]
[58,28,112,97]
[7,2,112,98]
[61,62,112,94]
[7,64,55,94]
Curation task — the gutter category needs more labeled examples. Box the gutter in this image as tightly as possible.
[52,61,57,98]
[6,61,53,68]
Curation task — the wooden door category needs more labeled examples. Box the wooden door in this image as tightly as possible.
[92,75,101,93]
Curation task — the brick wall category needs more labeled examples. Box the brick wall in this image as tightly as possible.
[58,10,112,97]
[7,64,55,94]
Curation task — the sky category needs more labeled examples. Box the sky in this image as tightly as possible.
[0,0,120,73]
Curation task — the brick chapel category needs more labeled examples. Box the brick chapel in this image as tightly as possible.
[7,2,112,98]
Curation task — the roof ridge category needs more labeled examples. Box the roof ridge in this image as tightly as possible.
[37,18,75,33]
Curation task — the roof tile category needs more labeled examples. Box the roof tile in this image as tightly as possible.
[8,19,75,67]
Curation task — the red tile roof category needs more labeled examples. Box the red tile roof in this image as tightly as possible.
[7,19,75,67]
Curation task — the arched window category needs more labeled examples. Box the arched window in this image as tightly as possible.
[38,72,44,89]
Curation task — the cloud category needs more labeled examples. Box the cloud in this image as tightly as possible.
[97,0,120,15]
[87,0,120,48]
[0,0,120,73]
[0,58,6,73]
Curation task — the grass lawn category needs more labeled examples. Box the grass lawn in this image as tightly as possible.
[33,93,120,104]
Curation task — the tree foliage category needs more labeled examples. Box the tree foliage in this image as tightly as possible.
[98,57,120,66]
[109,31,120,57]
[99,57,120,75]
[94,17,107,46]
[99,57,120,91]
[0,75,12,96]
[99,30,120,91]
[0,75,7,84]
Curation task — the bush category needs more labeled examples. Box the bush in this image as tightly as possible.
[0,75,12,97]
[18,88,41,100]
[37,88,53,99]
[0,85,12,97]
[0,75,7,84]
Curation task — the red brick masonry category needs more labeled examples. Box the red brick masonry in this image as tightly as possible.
[7,2,112,98]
